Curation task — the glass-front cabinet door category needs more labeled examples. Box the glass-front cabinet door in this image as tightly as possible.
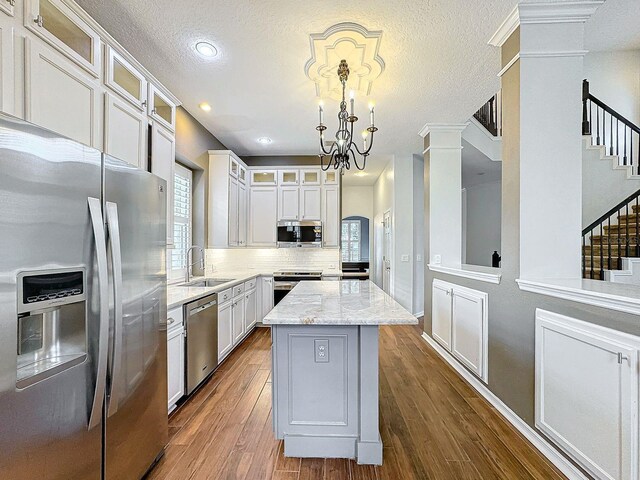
[278,169,299,186]
[105,46,147,110]
[250,170,277,186]
[322,170,339,185]
[300,169,320,185]
[148,84,176,131]
[25,0,101,76]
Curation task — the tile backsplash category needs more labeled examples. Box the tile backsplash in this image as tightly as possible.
[205,248,340,275]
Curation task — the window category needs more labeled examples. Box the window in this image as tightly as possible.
[171,163,192,278]
[341,219,361,262]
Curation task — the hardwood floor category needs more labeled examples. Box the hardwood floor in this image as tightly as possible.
[146,322,566,480]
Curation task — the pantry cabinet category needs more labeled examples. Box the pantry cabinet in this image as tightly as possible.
[431,280,488,381]
[535,309,640,480]
[208,150,249,248]
[25,0,101,76]
[150,122,175,246]
[25,37,101,148]
[104,92,147,169]
[248,187,277,246]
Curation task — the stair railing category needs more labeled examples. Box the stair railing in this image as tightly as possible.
[582,79,640,175]
[582,188,640,280]
[473,92,501,137]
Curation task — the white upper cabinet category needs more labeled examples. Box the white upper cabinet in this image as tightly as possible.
[238,181,247,246]
[148,83,175,131]
[278,169,299,186]
[278,186,300,221]
[250,170,277,186]
[25,37,101,148]
[104,92,147,169]
[248,186,277,246]
[321,185,339,246]
[228,176,239,246]
[25,0,101,76]
[105,46,147,110]
[0,0,14,17]
[300,169,320,185]
[151,122,175,246]
[238,164,247,184]
[300,186,321,221]
[322,169,339,185]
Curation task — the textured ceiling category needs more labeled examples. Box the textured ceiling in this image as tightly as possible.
[584,0,640,51]
[76,0,514,156]
[74,0,635,158]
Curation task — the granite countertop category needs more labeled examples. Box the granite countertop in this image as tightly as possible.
[263,280,418,326]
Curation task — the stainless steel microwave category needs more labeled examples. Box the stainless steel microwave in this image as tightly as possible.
[277,221,322,247]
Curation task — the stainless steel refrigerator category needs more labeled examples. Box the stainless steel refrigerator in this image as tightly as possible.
[0,114,168,479]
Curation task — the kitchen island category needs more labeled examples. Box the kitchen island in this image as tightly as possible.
[263,280,417,465]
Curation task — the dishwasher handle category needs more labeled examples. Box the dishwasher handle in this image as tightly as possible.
[189,299,217,316]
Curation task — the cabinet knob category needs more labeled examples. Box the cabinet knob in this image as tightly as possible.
[34,15,44,27]
[8,0,15,6]
[142,100,147,107]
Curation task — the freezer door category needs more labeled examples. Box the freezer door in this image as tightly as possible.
[103,154,168,480]
[0,116,103,479]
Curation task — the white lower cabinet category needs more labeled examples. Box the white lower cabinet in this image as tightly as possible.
[431,279,488,381]
[245,288,257,331]
[232,295,246,345]
[167,306,185,412]
[218,300,233,363]
[535,309,640,480]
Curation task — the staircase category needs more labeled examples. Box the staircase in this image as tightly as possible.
[581,79,640,281]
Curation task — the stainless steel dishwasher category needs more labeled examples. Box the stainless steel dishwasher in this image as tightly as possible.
[185,293,218,394]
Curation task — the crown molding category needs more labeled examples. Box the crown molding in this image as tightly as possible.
[418,123,468,138]
[488,6,519,47]
[489,1,605,47]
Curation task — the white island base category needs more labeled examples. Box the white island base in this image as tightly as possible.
[264,281,417,466]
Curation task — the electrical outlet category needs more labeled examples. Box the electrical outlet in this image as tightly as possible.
[401,254,409,262]
[433,254,441,264]
[314,339,329,363]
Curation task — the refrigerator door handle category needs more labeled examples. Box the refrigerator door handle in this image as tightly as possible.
[88,197,109,430]
[106,202,124,417]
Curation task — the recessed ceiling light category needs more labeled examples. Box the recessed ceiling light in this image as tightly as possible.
[195,42,218,58]
[199,102,212,112]
[257,137,272,145]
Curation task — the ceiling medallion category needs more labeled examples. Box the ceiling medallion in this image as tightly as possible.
[305,22,385,100]
[316,59,378,171]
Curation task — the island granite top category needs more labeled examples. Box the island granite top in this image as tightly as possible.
[263,280,418,326]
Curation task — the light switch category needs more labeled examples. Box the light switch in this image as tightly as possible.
[401,254,409,262]
[416,254,423,262]
[315,339,329,363]
[433,254,441,264]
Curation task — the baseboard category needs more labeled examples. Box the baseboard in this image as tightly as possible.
[420,332,587,480]
[414,310,424,318]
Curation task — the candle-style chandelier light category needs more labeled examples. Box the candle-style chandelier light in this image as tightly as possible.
[316,59,378,171]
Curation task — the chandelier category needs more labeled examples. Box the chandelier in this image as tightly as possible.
[316,59,378,171]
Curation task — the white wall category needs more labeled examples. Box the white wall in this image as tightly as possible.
[584,50,640,126]
[373,161,394,288]
[413,155,425,315]
[342,186,374,261]
[464,181,502,267]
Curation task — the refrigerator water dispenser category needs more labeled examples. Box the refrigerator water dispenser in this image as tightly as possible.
[16,269,88,389]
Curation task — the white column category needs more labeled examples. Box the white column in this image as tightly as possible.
[491,1,604,279]
[419,124,466,268]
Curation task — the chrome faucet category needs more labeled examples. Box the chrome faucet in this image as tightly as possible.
[185,245,204,283]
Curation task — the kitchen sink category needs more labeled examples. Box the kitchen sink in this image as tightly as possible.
[180,279,235,288]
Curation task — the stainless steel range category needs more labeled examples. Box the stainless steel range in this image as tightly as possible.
[273,271,322,305]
